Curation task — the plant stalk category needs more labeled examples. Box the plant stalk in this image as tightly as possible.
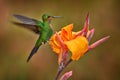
[54,59,72,80]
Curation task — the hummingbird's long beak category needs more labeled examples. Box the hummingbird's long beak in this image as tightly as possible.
[52,16,62,18]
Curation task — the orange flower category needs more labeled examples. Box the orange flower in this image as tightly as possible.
[49,13,109,64]
[50,24,88,63]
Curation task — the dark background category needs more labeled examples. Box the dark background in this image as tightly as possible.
[0,0,120,80]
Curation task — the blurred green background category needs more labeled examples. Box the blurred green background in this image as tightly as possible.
[0,0,120,80]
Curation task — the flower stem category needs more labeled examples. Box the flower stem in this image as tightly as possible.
[54,59,72,80]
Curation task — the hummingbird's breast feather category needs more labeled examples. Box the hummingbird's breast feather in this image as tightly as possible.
[41,28,53,41]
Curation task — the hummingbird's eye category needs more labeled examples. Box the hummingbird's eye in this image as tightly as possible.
[47,16,51,18]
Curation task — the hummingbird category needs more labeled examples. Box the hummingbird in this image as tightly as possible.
[13,14,61,62]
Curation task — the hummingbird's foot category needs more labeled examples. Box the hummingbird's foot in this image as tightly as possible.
[42,42,45,45]
[47,40,49,43]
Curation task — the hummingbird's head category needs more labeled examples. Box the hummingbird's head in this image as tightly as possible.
[42,14,61,23]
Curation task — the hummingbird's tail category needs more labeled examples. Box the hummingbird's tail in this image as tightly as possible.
[27,46,40,62]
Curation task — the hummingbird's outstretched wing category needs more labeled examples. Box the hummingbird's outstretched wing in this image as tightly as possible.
[13,14,42,34]
[12,22,40,34]
[13,14,38,25]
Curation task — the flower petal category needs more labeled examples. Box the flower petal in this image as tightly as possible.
[89,36,110,50]
[49,34,61,54]
[61,24,73,41]
[83,12,90,37]
[60,71,72,80]
[65,36,88,60]
[58,49,63,64]
[87,28,95,42]
[74,13,90,38]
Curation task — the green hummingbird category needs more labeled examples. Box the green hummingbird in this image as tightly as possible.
[13,14,61,62]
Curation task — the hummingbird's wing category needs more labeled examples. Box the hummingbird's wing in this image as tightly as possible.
[13,14,42,34]
[12,22,40,34]
[13,14,38,25]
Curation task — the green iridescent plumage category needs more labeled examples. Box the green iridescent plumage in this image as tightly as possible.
[13,14,61,62]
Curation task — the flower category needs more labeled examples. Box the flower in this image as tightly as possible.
[49,13,109,64]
